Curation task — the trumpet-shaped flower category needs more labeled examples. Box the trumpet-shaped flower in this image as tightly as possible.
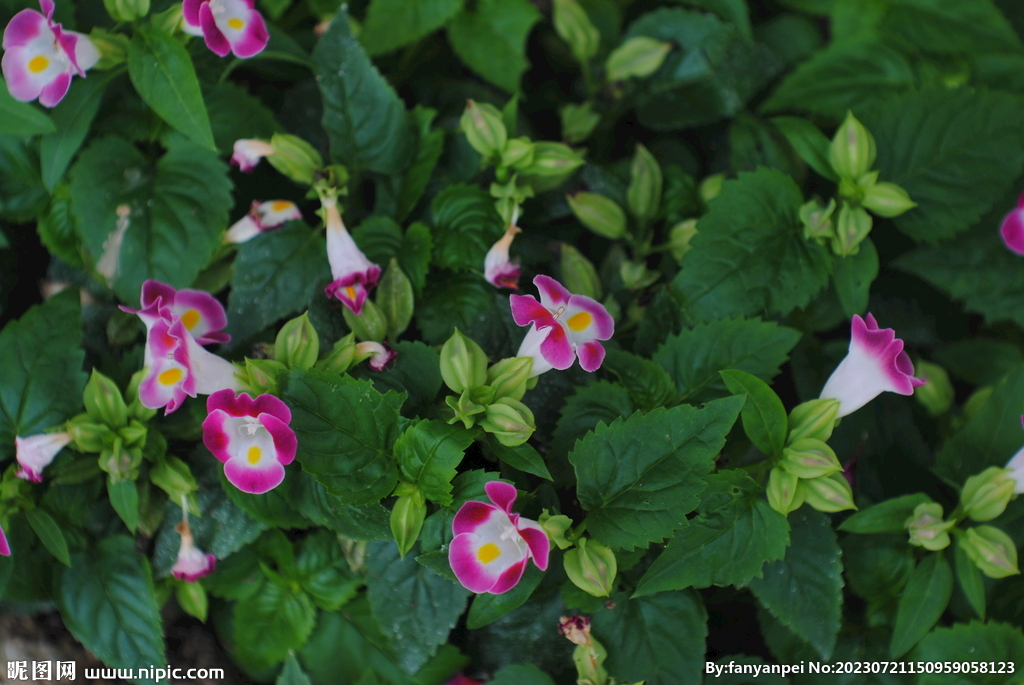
[202,389,296,494]
[230,138,275,172]
[224,200,303,244]
[819,313,925,417]
[510,275,613,376]
[322,197,380,315]
[484,225,521,289]
[1000,191,1024,255]
[2,0,99,107]
[172,519,216,582]
[449,481,550,594]
[182,0,268,58]
[14,432,72,482]
[354,341,396,371]
[123,280,230,348]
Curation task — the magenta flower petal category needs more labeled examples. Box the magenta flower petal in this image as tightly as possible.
[169,288,230,345]
[539,324,575,370]
[1001,207,1024,256]
[172,524,216,582]
[0,524,9,557]
[509,294,555,328]
[452,501,500,536]
[564,294,615,342]
[260,412,296,465]
[488,557,529,594]
[324,206,381,315]
[37,69,69,106]
[15,432,72,483]
[517,519,550,571]
[2,8,48,49]
[224,456,285,494]
[484,480,518,514]
[182,0,203,26]
[576,340,606,373]
[198,2,231,56]
[484,225,521,290]
[449,532,507,593]
[534,274,570,309]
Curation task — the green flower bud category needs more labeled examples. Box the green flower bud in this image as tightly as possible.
[314,333,357,375]
[99,436,142,482]
[461,100,507,161]
[563,538,617,597]
[539,510,574,550]
[275,312,320,370]
[914,360,954,417]
[486,357,533,402]
[103,0,148,22]
[267,133,323,185]
[125,369,157,422]
[619,260,658,291]
[767,467,804,515]
[560,102,600,145]
[699,173,725,204]
[176,582,208,622]
[66,414,112,453]
[626,143,663,222]
[560,243,602,301]
[553,0,600,64]
[829,111,876,180]
[342,299,387,342]
[780,438,843,480]
[440,329,489,394]
[904,502,954,551]
[89,28,128,69]
[961,467,1016,522]
[801,473,857,513]
[244,358,287,395]
[445,390,487,429]
[390,487,426,558]
[831,202,873,257]
[518,142,585,189]
[501,137,535,170]
[567,192,627,240]
[377,259,414,341]
[799,198,836,243]
[787,398,840,444]
[151,3,184,34]
[861,181,917,218]
[669,219,698,261]
[84,370,129,429]
[605,36,672,81]
[119,420,148,449]
[150,455,198,503]
[961,526,1020,579]
[479,397,535,447]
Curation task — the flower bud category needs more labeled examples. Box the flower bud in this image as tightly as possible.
[390,487,426,558]
[767,467,804,515]
[669,219,698,261]
[831,202,873,257]
[275,312,320,370]
[103,0,149,22]
[560,243,602,300]
[780,438,843,480]
[461,100,507,161]
[962,526,1019,579]
[829,111,876,181]
[342,299,388,342]
[519,142,585,183]
[150,455,199,503]
[315,333,358,376]
[801,473,857,513]
[904,502,954,551]
[266,133,323,185]
[501,137,535,170]
[376,259,414,340]
[787,398,840,444]
[605,36,672,81]
[119,420,148,449]
[89,28,128,69]
[84,370,129,430]
[445,390,487,429]
[243,358,286,395]
[861,181,917,218]
[66,414,112,453]
[563,538,617,597]
[913,360,954,417]
[151,3,184,33]
[440,329,489,394]
[539,510,574,550]
[486,357,533,402]
[961,467,1016,522]
[627,143,662,222]
[99,436,142,482]
[553,0,600,64]
[176,582,208,623]
[125,369,157,422]
[560,102,600,145]
[567,192,627,240]
[619,260,658,291]
[799,198,836,243]
[479,397,535,447]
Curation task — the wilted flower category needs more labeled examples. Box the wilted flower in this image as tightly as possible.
[484,224,521,289]
[172,510,216,582]
[354,341,396,371]
[322,196,380,315]
[1001,191,1024,256]
[230,138,275,172]
[558,615,593,646]
[14,432,72,482]
[182,0,268,58]
[224,200,302,244]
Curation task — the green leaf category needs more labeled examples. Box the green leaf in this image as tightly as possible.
[636,470,790,595]
[286,470,393,541]
[0,289,85,461]
[602,348,677,411]
[859,0,1022,55]
[398,108,446,223]
[592,590,708,685]
[37,187,82,266]
[69,135,232,304]
[890,552,953,658]
[204,82,281,156]
[485,436,553,481]
[570,396,743,551]
[936,338,1024,387]
[862,89,1024,243]
[127,27,214,149]
[466,564,544,629]
[222,466,310,529]
[352,340,442,412]
[0,78,56,136]
[833,237,879,317]
[490,664,556,685]
[0,134,48,221]
[749,507,843,659]
[671,168,832,322]
[40,74,108,192]
[415,548,458,583]
[395,419,476,506]
[654,317,802,404]
[314,9,414,174]
[107,479,139,534]
[400,222,434,293]
[761,39,914,120]
[234,579,317,671]
[225,226,329,347]
[25,508,71,567]
[281,369,404,504]
[954,537,987,621]
[841,534,914,616]
[352,215,404,264]
[365,541,471,674]
[362,0,464,55]
[550,381,634,458]
[666,0,752,39]
[770,116,837,181]
[913,621,1024,683]
[416,274,494,345]
[720,369,787,458]
[430,184,505,271]
[58,536,167,682]
[839,493,932,534]
[277,654,314,685]
[447,0,541,93]
[295,530,361,611]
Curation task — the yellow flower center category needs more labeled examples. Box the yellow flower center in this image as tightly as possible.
[345,286,356,301]
[477,542,501,564]
[180,308,201,330]
[566,311,592,332]
[158,368,183,386]
[28,55,49,73]
[247,445,261,464]
[271,200,292,212]
[227,17,244,29]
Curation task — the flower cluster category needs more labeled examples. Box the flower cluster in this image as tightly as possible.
[182,0,268,58]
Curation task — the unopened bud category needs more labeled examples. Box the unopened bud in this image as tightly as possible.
[66,414,112,453]
[563,538,617,597]
[84,370,129,429]
[440,329,489,394]
[275,312,320,370]
[560,102,600,145]
[862,181,917,218]
[780,438,842,479]
[961,525,1019,579]
[315,333,358,376]
[266,133,323,185]
[150,3,183,34]
[390,487,426,558]
[699,173,725,204]
[244,358,287,395]
[150,455,199,503]
[539,510,574,550]
[801,473,857,513]
[961,466,1016,522]
[914,360,954,416]
[626,143,662,222]
[501,138,535,170]
[560,244,602,300]
[787,399,840,444]
[479,397,535,447]
[486,357,532,402]
[605,36,672,81]
[904,502,954,551]
[831,202,872,256]
[669,219,698,261]
[119,420,148,449]
[103,0,148,22]
[829,111,876,181]
[89,28,128,69]
[519,142,585,179]
[99,437,141,482]
[125,369,157,422]
[800,198,836,243]
[767,467,803,515]
[377,259,414,340]
[176,582,208,622]
[553,0,600,64]
[619,260,658,290]
[445,390,487,429]
[461,100,507,161]
[342,299,387,342]
[567,192,627,240]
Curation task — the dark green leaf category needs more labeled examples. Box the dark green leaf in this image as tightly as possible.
[352,340,443,412]
[416,274,494,345]
[602,348,677,411]
[234,579,317,671]
[770,115,838,181]
[415,548,458,583]
[25,508,71,567]
[550,381,634,458]
[286,470,393,540]
[295,530,361,611]
[395,419,476,505]
[935,339,1024,387]
[913,621,1024,684]
[107,479,139,534]
[37,185,82,267]
[720,369,788,457]
[833,237,879,317]
[361,0,464,55]
[40,74,107,191]
[890,552,953,658]
[490,664,556,685]
[839,493,932,534]
[0,134,48,221]
[447,0,541,93]
[204,82,281,155]
[398,108,445,223]
[955,537,987,620]
[863,0,1022,55]
[666,0,752,39]
[0,78,56,135]
[466,564,543,629]
[430,184,505,271]
[485,436,553,480]
[277,654,314,685]
[351,215,404,264]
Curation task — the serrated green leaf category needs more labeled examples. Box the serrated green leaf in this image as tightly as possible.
[295,530,361,611]
[550,381,634,458]
[0,134,48,222]
[672,168,832,322]
[107,479,139,534]
[395,419,476,505]
[25,508,71,567]
[234,579,317,671]
[0,78,56,136]
[839,493,932,534]
[362,0,464,55]
[414,548,458,583]
[666,0,751,39]
[571,396,743,551]
[430,184,505,271]
[466,564,544,629]
[447,0,541,93]
[913,621,1024,683]
[416,274,494,345]
[352,340,443,412]
[40,74,107,192]
[36,189,82,265]
[859,0,1022,55]
[720,369,787,457]
[935,339,1024,387]
[890,552,953,658]
[286,470,393,541]
[221,465,310,529]
[602,348,677,411]
[352,215,404,264]
[833,237,878,317]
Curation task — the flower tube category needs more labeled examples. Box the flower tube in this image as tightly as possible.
[484,224,521,289]
[224,200,302,244]
[322,196,380,315]
[230,138,275,172]
[182,0,268,58]
[14,432,72,482]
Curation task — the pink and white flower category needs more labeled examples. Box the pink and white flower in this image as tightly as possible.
[354,341,396,371]
[449,481,550,594]
[182,0,268,58]
[0,524,9,557]
[224,200,303,244]
[484,225,521,290]
[123,280,230,348]
[202,389,296,495]
[172,518,216,582]
[230,138,274,172]
[14,432,72,483]
[1004,417,1024,494]
[1001,191,1024,255]
[322,197,380,315]
[819,313,925,417]
[510,275,614,377]
[1,0,99,107]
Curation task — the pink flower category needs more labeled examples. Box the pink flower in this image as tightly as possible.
[449,481,550,594]
[1001,191,1024,256]
[819,313,925,417]
[0,524,9,557]
[182,0,268,58]
[354,341,396,371]
[446,676,482,685]
[230,138,274,171]
[14,432,71,482]
[1,0,99,107]
[224,200,303,244]
[122,280,230,347]
[172,519,216,582]
[322,197,380,315]
[202,389,296,494]
[484,225,521,289]
[509,275,614,377]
